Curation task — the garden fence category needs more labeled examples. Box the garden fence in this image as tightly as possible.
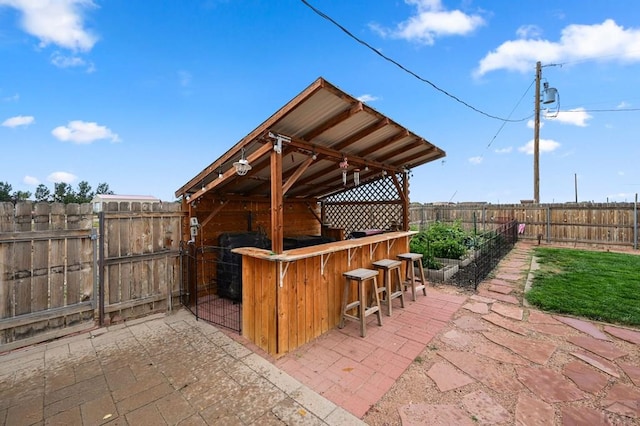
[409,201,639,249]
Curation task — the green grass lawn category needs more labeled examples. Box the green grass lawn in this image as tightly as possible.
[525,247,640,326]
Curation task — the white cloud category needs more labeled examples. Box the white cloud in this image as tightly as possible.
[370,0,485,45]
[545,108,592,127]
[357,94,379,103]
[23,175,40,185]
[526,119,544,129]
[516,24,542,39]
[617,101,631,109]
[0,0,98,51]
[475,19,640,76]
[2,93,20,102]
[51,120,121,144]
[618,171,625,176]
[2,115,35,127]
[518,138,560,155]
[468,156,483,165]
[50,51,95,71]
[494,147,512,154]
[47,171,77,184]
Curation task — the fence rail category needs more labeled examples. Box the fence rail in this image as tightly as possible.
[0,201,183,352]
[409,202,639,249]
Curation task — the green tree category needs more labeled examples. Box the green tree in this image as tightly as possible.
[0,182,12,202]
[12,190,31,202]
[76,181,94,203]
[35,184,51,202]
[53,182,76,203]
[95,182,114,195]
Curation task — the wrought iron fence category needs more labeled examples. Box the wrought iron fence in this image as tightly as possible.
[450,220,518,289]
[413,219,518,290]
[179,242,242,332]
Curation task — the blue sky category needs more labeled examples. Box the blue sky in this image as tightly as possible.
[1,0,639,204]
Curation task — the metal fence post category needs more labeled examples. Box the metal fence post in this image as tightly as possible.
[635,193,638,250]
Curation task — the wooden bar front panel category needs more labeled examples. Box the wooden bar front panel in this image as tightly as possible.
[241,234,411,357]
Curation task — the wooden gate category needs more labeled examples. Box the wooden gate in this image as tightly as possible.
[0,202,96,352]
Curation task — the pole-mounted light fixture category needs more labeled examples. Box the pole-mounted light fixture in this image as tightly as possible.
[233,147,252,176]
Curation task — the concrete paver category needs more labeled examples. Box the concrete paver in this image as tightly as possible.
[0,310,362,425]
[3,241,640,425]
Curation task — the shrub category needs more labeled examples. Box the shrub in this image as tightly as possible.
[409,232,442,269]
[425,220,468,260]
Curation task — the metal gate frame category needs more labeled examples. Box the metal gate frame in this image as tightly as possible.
[179,242,242,333]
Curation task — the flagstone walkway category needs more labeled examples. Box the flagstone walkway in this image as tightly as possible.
[262,242,640,425]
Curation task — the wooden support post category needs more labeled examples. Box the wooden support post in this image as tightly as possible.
[271,148,284,254]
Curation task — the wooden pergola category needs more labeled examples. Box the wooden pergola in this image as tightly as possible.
[176,77,445,253]
[175,77,446,356]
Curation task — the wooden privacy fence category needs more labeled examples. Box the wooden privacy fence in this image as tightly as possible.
[0,201,183,352]
[409,202,639,249]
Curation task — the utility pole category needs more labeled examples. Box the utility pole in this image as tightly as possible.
[533,61,558,204]
[534,61,541,204]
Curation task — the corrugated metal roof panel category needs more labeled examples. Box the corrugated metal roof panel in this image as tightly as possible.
[176,77,446,201]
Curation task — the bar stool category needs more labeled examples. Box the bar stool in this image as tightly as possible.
[397,253,427,301]
[372,259,405,316]
[339,268,383,337]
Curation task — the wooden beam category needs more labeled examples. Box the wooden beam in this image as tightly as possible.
[188,142,273,202]
[245,144,300,196]
[301,102,363,141]
[200,200,228,228]
[282,156,315,194]
[332,118,389,151]
[359,130,408,157]
[391,173,407,204]
[175,78,326,197]
[270,149,284,254]
[305,202,322,224]
[288,138,400,172]
[402,173,409,231]
[287,166,386,198]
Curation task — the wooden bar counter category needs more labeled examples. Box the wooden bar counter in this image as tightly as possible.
[233,231,416,357]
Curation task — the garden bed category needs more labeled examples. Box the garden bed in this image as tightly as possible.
[425,263,459,282]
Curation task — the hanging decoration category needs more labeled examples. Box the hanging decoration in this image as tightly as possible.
[339,157,349,186]
[353,168,360,186]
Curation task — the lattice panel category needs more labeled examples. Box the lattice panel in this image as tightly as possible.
[324,203,403,236]
[323,174,404,203]
[322,174,406,236]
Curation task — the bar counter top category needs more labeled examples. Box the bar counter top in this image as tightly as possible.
[233,231,416,262]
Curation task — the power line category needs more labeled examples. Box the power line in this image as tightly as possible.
[486,79,536,150]
[300,0,531,123]
[557,108,640,113]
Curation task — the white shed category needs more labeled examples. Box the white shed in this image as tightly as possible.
[92,194,160,213]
